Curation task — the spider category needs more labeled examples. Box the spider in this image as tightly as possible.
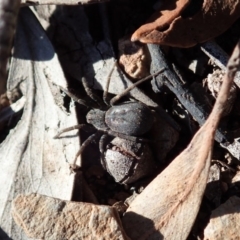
[54,66,168,170]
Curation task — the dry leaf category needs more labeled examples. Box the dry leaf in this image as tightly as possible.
[0,8,80,239]
[132,0,240,48]
[204,196,240,240]
[122,42,240,239]
[12,193,130,240]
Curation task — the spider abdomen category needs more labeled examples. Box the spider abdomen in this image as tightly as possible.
[105,102,154,136]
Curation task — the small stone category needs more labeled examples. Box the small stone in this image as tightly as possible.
[11,193,130,240]
[204,196,240,240]
[118,38,150,79]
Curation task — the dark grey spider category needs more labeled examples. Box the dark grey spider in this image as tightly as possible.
[54,67,167,170]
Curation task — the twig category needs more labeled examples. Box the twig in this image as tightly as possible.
[21,0,109,6]
[148,44,230,144]
[211,160,236,172]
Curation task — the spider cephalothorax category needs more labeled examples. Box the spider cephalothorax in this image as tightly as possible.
[86,102,154,136]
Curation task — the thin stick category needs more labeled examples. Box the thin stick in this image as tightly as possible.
[110,68,166,105]
[211,160,236,172]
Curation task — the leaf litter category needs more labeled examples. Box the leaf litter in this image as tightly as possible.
[2,1,240,239]
[122,41,240,239]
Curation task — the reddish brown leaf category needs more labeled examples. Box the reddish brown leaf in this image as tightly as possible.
[132,0,240,48]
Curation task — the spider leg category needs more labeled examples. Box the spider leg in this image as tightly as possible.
[54,124,95,139]
[58,86,90,108]
[82,77,105,109]
[110,68,166,105]
[103,61,117,106]
[99,134,108,169]
[70,131,103,171]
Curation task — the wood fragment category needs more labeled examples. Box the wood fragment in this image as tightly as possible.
[122,40,240,240]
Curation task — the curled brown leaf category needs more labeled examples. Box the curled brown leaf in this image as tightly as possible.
[132,0,240,48]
